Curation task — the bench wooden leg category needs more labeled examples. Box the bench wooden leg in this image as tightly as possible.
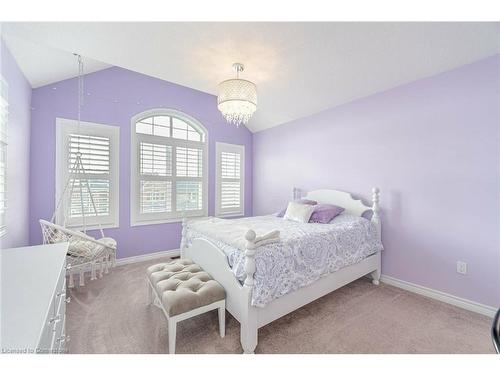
[68,273,75,288]
[147,279,154,305]
[79,269,85,286]
[168,319,177,354]
[218,304,225,338]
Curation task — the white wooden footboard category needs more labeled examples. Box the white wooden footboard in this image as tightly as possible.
[182,226,259,353]
[183,236,249,323]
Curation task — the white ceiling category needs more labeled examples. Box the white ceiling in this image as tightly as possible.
[2,22,499,132]
[2,33,111,88]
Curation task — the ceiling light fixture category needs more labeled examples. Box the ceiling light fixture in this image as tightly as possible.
[217,63,257,127]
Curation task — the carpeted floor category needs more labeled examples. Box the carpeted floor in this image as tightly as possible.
[66,257,494,354]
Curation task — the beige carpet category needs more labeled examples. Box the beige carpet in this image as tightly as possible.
[66,257,494,354]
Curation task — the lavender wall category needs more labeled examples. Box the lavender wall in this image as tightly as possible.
[253,55,500,307]
[0,40,31,249]
[30,67,253,258]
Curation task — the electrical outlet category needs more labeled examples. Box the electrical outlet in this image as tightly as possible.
[456,261,467,275]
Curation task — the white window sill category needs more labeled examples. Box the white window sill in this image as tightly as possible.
[215,212,244,218]
[131,216,208,227]
[64,223,119,232]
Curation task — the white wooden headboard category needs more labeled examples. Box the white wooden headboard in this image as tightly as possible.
[300,187,381,237]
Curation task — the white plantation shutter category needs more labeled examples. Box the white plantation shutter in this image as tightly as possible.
[216,143,245,217]
[176,147,202,177]
[175,147,204,211]
[220,152,241,209]
[56,118,119,229]
[68,134,111,217]
[139,141,173,214]
[0,77,8,237]
[140,143,172,177]
[131,110,207,225]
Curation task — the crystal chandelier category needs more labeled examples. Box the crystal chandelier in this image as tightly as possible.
[217,63,257,126]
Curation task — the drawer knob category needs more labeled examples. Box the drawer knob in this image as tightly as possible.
[65,264,72,271]
[56,334,70,343]
[65,296,71,304]
[49,315,61,324]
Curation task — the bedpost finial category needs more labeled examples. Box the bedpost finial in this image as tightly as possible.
[245,229,256,243]
[372,187,380,203]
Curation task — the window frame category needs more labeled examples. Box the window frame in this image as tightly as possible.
[215,142,245,218]
[130,109,208,226]
[0,76,8,238]
[55,118,120,230]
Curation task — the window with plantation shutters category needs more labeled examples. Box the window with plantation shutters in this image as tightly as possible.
[56,118,120,229]
[131,109,207,225]
[216,142,245,217]
[68,134,111,218]
[0,77,8,238]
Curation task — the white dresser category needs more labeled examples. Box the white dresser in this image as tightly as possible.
[1,242,69,354]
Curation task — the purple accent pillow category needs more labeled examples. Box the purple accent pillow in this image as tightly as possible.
[309,204,345,223]
[277,199,317,217]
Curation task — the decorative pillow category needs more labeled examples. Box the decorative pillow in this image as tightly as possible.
[309,204,345,223]
[283,201,316,223]
[277,199,317,217]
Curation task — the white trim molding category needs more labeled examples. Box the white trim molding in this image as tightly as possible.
[130,108,209,227]
[215,142,245,218]
[114,249,180,267]
[381,275,497,317]
[55,118,120,230]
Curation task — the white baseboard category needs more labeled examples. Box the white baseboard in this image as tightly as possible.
[380,275,497,317]
[115,249,180,267]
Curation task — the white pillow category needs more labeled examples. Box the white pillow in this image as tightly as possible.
[283,201,316,223]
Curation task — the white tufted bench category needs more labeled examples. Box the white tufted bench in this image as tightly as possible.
[146,259,226,354]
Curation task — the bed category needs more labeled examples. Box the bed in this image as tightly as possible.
[180,188,382,353]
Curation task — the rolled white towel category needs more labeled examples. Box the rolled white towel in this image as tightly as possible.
[254,229,280,246]
[254,237,280,247]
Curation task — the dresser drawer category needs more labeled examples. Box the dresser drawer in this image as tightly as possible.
[37,319,55,353]
[51,311,65,352]
[51,262,68,353]
[57,316,68,354]
[53,265,67,315]
[37,294,60,353]
[37,258,67,353]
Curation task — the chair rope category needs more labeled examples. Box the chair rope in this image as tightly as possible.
[40,55,115,287]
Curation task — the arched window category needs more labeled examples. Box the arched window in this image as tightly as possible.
[130,109,207,225]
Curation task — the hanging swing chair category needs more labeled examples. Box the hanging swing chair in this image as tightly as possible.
[39,54,117,288]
